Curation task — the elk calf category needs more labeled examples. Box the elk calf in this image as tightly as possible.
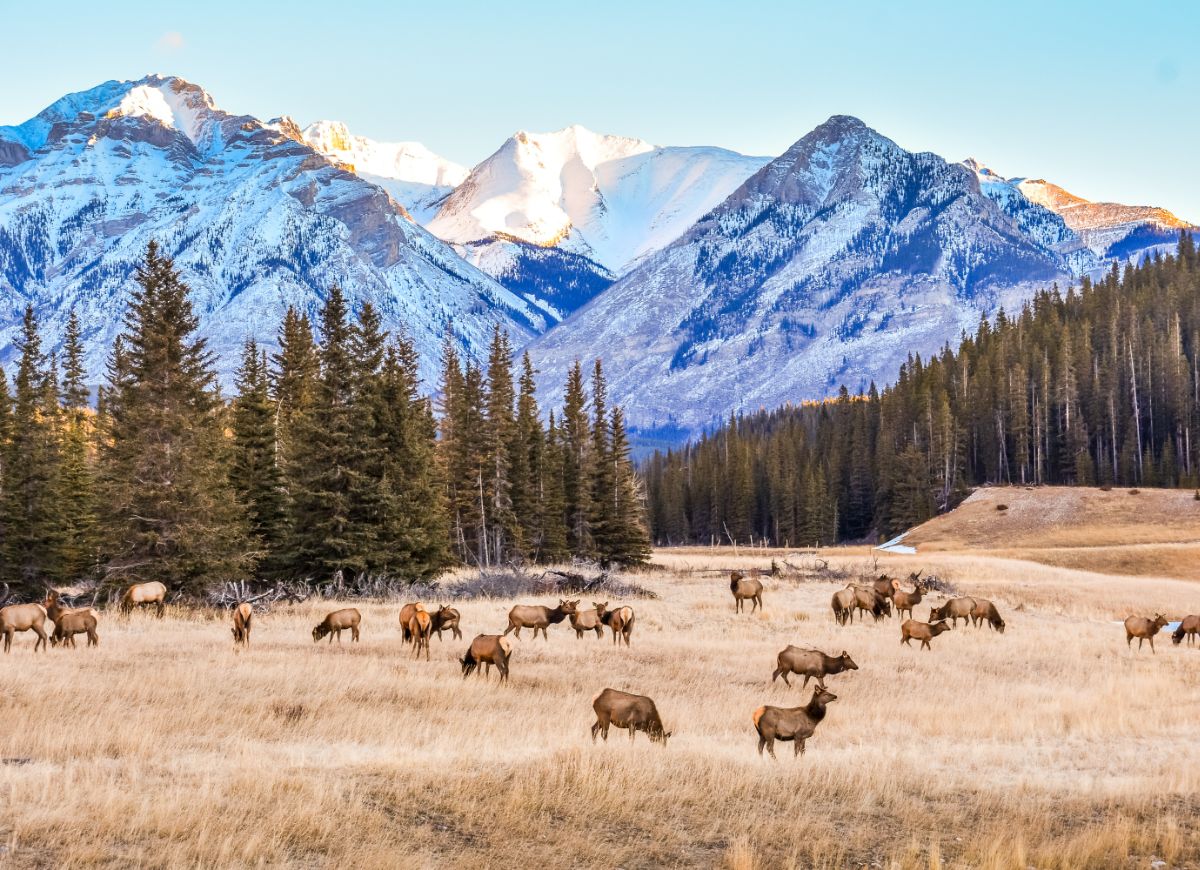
[313,608,361,644]
[590,688,671,745]
[753,686,836,759]
[231,603,253,649]
[1124,614,1169,653]
[460,634,513,683]
[900,618,952,650]
[772,647,857,689]
[731,571,763,613]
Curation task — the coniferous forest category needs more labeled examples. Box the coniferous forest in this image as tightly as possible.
[644,235,1200,547]
[0,243,650,599]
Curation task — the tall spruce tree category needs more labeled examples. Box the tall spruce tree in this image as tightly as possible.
[57,310,98,581]
[561,360,591,554]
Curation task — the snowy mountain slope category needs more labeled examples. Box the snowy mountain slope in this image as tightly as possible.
[529,116,1074,434]
[0,75,544,387]
[425,125,769,317]
[300,120,468,223]
[964,159,1194,262]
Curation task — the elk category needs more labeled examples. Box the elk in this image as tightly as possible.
[230,602,253,648]
[600,604,635,646]
[731,571,763,613]
[872,574,896,601]
[752,686,837,759]
[929,597,976,628]
[771,647,857,689]
[503,599,577,640]
[399,602,423,644]
[852,585,891,622]
[312,608,361,644]
[831,586,857,625]
[900,618,952,650]
[460,634,513,683]
[590,688,671,745]
[1124,614,1169,653]
[430,605,462,641]
[1172,615,1200,646]
[44,591,99,649]
[0,602,50,653]
[970,598,1006,633]
[121,581,167,618]
[570,602,606,639]
[407,605,433,660]
[891,572,927,619]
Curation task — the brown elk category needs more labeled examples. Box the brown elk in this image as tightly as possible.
[1,602,50,653]
[460,634,513,683]
[752,686,837,759]
[853,585,891,622]
[1172,615,1200,646]
[399,602,424,644]
[231,603,253,649]
[772,647,857,689]
[121,581,167,618]
[45,591,99,649]
[590,688,671,745]
[831,586,857,625]
[900,618,952,650]
[1124,614,1169,653]
[731,571,763,613]
[503,599,577,640]
[407,605,433,660]
[430,605,462,641]
[929,597,976,628]
[891,572,927,619]
[600,604,635,646]
[970,598,1006,633]
[570,602,607,639]
[312,608,361,644]
[872,574,896,601]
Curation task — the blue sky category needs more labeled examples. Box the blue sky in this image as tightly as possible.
[2,0,1197,218]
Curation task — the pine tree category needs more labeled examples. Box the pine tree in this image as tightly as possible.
[588,360,620,563]
[98,242,250,595]
[538,411,571,562]
[561,360,591,555]
[483,326,517,565]
[606,406,651,566]
[57,310,98,581]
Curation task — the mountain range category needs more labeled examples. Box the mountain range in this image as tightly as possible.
[0,75,1193,438]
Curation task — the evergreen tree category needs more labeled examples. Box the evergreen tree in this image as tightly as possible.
[57,310,98,581]
[561,360,591,554]
[606,406,651,566]
[483,326,517,564]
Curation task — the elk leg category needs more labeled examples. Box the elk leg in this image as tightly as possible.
[757,736,766,756]
[1150,637,1156,654]
[801,674,810,688]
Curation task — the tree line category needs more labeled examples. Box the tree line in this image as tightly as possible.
[0,242,649,599]
[644,234,1200,546]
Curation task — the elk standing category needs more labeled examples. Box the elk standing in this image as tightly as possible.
[312,608,361,644]
[752,686,837,759]
[590,688,671,745]
[731,571,763,613]
[771,647,857,689]
[831,587,857,625]
[45,591,99,649]
[929,597,976,628]
[1,602,50,653]
[900,618,952,650]
[891,572,927,619]
[430,605,462,641]
[570,602,606,639]
[121,581,167,618]
[600,604,635,646]
[408,604,433,660]
[231,602,253,649]
[460,634,513,683]
[503,599,577,640]
[1124,614,1169,653]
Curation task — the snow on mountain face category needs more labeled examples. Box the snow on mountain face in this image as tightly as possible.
[0,75,544,387]
[530,116,1074,435]
[300,120,468,223]
[425,125,769,319]
[964,159,1194,262]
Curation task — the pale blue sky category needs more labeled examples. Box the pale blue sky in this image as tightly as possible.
[2,0,1197,218]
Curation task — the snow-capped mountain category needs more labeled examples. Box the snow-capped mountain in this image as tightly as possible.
[425,125,769,318]
[964,159,1193,262]
[529,116,1077,434]
[0,75,544,386]
[300,120,468,223]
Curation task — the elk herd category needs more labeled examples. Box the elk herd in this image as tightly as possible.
[3,563,1196,762]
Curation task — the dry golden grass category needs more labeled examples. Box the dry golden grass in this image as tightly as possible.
[3,547,1200,868]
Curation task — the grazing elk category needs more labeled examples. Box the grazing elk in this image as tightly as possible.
[752,686,837,759]
[460,634,513,683]
[430,605,462,641]
[929,597,976,628]
[1124,614,1169,653]
[312,608,361,644]
[503,599,578,640]
[731,571,764,613]
[1,602,50,653]
[231,602,253,649]
[121,581,167,618]
[970,598,1006,633]
[872,574,897,601]
[45,591,99,649]
[590,688,671,745]
[600,604,635,646]
[853,585,891,622]
[771,646,858,689]
[570,602,607,640]
[831,586,857,625]
[900,618,952,650]
[891,572,927,619]
[1172,615,1200,646]
[407,604,433,660]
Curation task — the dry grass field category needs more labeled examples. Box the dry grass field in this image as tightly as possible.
[4,492,1200,867]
